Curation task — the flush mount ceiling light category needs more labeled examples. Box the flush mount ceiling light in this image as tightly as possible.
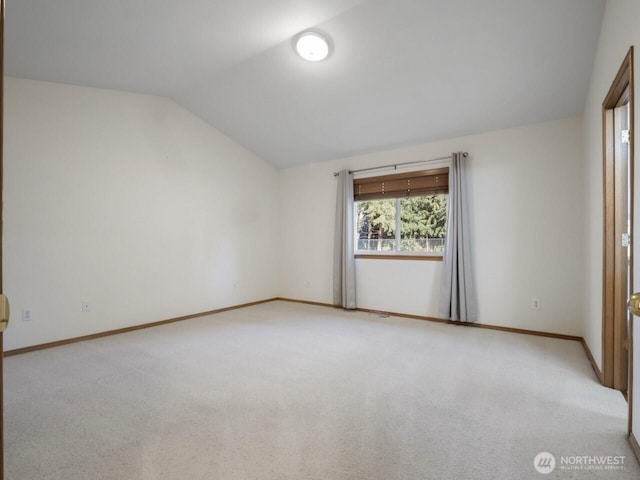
[295,31,330,62]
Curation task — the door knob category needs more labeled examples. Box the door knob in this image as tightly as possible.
[627,292,640,316]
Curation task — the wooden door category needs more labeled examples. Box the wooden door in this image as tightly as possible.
[603,48,634,393]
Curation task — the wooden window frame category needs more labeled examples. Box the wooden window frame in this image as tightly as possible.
[354,168,448,260]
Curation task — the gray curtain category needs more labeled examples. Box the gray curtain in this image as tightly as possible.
[439,152,477,322]
[333,169,356,309]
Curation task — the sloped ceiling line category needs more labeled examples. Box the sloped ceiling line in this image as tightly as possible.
[6,0,606,168]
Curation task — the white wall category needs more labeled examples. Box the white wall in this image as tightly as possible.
[279,117,584,336]
[2,80,587,346]
[3,77,279,351]
[581,0,640,439]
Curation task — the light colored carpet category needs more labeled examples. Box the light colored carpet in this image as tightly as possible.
[4,301,639,479]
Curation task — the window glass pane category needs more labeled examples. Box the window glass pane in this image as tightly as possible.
[400,195,447,252]
[356,199,396,251]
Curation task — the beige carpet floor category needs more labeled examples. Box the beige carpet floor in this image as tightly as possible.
[4,301,639,479]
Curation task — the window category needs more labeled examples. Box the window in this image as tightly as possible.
[354,168,448,256]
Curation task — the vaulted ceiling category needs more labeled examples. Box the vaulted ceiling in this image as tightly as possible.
[6,0,605,168]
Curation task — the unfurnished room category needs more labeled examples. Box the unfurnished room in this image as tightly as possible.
[1,1,640,479]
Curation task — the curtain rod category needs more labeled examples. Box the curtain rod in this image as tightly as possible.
[332,152,468,177]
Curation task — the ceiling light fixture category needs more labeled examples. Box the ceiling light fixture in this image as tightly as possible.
[295,31,330,62]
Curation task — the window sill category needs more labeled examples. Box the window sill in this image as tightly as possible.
[354,254,443,262]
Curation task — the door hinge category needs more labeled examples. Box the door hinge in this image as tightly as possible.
[622,129,630,144]
[0,294,9,332]
[622,232,631,247]
[623,337,630,350]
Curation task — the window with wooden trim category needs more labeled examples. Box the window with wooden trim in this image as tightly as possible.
[354,168,448,256]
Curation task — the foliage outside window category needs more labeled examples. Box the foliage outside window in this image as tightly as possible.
[353,167,448,256]
[355,195,447,254]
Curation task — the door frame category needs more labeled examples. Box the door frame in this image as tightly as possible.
[1,0,5,478]
[601,46,635,422]
[602,47,635,396]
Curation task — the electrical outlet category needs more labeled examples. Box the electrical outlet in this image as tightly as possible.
[531,298,541,310]
[81,301,91,313]
[22,309,33,322]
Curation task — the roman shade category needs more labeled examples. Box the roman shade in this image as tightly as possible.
[353,168,448,201]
